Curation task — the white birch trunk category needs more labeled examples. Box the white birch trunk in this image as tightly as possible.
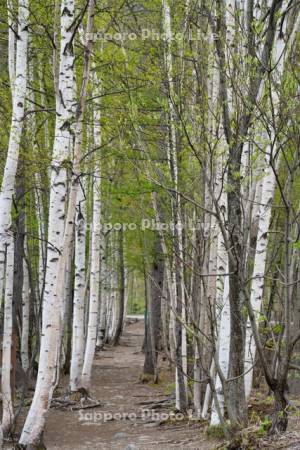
[19,0,77,444]
[28,63,47,305]
[244,8,297,399]
[41,0,76,328]
[210,153,229,425]
[190,211,202,416]
[106,266,118,341]
[105,276,113,341]
[162,0,188,409]
[0,0,29,312]
[60,230,74,369]
[201,361,215,419]
[161,0,177,311]
[244,155,277,398]
[96,291,107,348]
[7,0,16,98]
[21,257,30,372]
[81,95,102,390]
[193,341,202,416]
[96,241,108,348]
[19,0,95,444]
[194,46,219,416]
[151,192,177,356]
[108,272,118,340]
[122,268,128,329]
[70,183,86,391]
[1,236,15,435]
[35,173,47,303]
[0,3,28,440]
[210,266,230,425]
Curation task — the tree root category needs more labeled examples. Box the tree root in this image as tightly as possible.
[51,389,102,411]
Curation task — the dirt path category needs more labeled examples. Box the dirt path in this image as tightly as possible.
[44,320,216,450]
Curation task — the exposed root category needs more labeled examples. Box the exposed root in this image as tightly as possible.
[71,400,102,411]
[51,389,102,411]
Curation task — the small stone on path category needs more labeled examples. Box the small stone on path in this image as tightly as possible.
[124,445,139,450]
[114,432,128,439]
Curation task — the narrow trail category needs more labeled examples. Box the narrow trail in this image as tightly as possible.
[44,320,216,450]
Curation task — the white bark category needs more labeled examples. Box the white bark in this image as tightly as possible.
[19,0,95,441]
[60,229,74,369]
[202,361,215,419]
[104,271,113,341]
[106,258,118,341]
[0,2,29,440]
[96,241,108,348]
[151,192,177,357]
[21,257,30,372]
[193,341,202,417]
[0,0,29,311]
[35,173,46,303]
[70,183,86,391]
[81,85,102,390]
[210,266,230,425]
[1,236,15,435]
[244,155,277,398]
[209,0,297,419]
[194,45,219,416]
[28,63,47,305]
[41,0,76,330]
[7,0,16,98]
[161,0,177,363]
[162,0,188,409]
[122,269,129,329]
[244,7,298,399]
[210,154,229,425]
[107,270,118,340]
[19,0,78,444]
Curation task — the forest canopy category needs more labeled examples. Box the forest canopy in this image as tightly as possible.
[0,0,299,448]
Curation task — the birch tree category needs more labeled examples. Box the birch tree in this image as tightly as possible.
[244,8,300,400]
[0,0,29,439]
[19,0,77,441]
[19,0,95,445]
[21,256,30,373]
[81,72,102,392]
[0,0,29,310]
[70,182,86,392]
[1,236,15,435]
[207,0,295,427]
[162,0,188,412]
[0,0,298,445]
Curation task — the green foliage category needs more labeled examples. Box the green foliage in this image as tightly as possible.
[258,415,272,436]
[206,424,228,439]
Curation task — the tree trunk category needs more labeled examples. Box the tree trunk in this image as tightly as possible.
[210,268,230,425]
[19,1,95,445]
[96,246,108,350]
[70,183,86,391]
[244,9,293,399]
[21,256,30,373]
[1,236,15,435]
[62,237,74,374]
[162,0,188,412]
[7,0,16,98]
[0,0,29,318]
[113,228,126,346]
[143,235,164,378]
[270,387,288,434]
[81,69,102,391]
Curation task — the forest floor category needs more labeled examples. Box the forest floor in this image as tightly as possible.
[10,319,300,449]
[44,319,219,450]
